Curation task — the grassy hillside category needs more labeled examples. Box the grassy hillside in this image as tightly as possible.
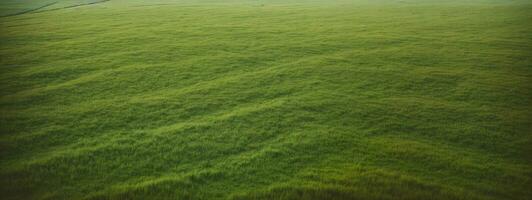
[1,0,531,199]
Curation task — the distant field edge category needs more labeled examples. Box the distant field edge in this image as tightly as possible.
[0,0,110,18]
[0,2,57,18]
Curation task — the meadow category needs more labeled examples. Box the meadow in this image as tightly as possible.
[0,0,531,199]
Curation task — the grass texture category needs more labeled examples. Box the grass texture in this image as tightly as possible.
[1,0,531,199]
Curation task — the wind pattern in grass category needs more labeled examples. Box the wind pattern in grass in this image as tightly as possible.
[1,0,531,199]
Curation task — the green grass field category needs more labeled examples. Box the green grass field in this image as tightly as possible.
[1,0,531,199]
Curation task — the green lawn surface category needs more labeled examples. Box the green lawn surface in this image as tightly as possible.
[1,0,531,199]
